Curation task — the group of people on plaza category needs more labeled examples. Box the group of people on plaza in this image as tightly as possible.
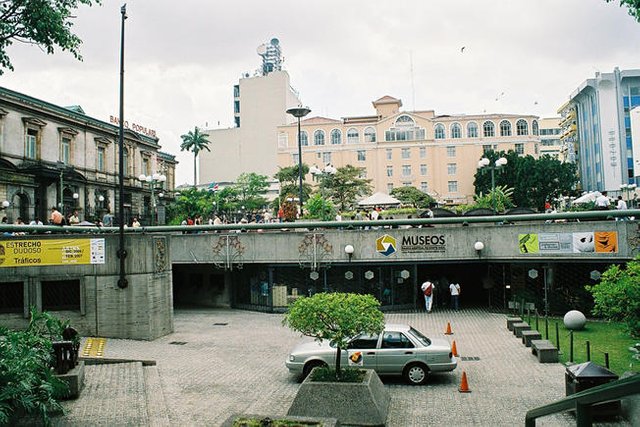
[420,279,461,312]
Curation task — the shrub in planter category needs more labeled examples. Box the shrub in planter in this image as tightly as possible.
[0,309,74,425]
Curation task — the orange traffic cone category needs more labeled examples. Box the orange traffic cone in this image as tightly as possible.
[458,371,471,393]
[451,340,459,357]
[445,322,453,335]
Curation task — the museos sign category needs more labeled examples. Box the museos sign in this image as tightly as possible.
[376,234,447,255]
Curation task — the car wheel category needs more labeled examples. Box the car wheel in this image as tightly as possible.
[404,363,429,385]
[302,361,327,381]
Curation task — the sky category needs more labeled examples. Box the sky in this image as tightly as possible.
[2,0,640,186]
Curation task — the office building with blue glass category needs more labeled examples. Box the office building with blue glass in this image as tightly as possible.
[562,68,640,192]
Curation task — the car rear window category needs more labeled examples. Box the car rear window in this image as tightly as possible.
[408,327,431,346]
[348,333,380,349]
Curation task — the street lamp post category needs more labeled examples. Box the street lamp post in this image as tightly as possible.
[138,173,166,225]
[117,4,128,289]
[310,163,337,197]
[621,183,637,208]
[477,156,508,214]
[286,107,311,217]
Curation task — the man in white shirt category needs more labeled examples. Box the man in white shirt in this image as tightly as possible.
[595,191,610,210]
[449,282,461,311]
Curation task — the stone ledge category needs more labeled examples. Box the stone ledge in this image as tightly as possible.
[221,413,340,427]
[287,368,389,426]
[55,361,85,400]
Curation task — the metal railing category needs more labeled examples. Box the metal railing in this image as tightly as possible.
[0,208,638,235]
[525,373,640,426]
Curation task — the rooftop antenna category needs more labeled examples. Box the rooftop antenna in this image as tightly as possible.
[257,38,283,76]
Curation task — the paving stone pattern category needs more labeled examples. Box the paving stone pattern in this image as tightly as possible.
[52,308,627,426]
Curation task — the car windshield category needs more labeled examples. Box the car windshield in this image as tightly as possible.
[408,327,431,346]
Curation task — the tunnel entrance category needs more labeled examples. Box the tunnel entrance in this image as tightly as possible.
[172,264,229,309]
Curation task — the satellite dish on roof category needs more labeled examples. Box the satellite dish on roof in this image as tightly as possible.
[257,44,267,56]
[271,38,279,45]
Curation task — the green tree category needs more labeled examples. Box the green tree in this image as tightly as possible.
[283,293,385,379]
[605,0,640,22]
[321,165,372,211]
[0,0,100,75]
[233,172,269,212]
[274,165,312,204]
[390,186,434,208]
[180,127,211,188]
[305,193,336,221]
[166,188,213,224]
[473,185,515,213]
[474,150,578,211]
[586,258,640,337]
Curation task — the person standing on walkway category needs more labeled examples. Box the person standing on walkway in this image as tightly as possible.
[420,280,434,312]
[50,207,63,225]
[595,191,610,210]
[449,282,461,310]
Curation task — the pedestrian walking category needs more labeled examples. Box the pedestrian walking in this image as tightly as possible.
[449,282,461,310]
[420,280,434,312]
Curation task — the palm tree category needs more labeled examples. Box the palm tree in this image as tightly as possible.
[180,127,211,188]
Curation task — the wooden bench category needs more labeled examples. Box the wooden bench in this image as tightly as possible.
[507,317,522,331]
[521,330,542,347]
[531,339,558,363]
[512,322,531,338]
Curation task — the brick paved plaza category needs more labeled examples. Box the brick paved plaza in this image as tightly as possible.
[51,308,630,426]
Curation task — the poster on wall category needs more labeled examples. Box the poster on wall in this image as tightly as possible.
[518,232,617,254]
[0,238,105,267]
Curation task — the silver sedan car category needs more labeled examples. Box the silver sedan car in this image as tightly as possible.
[285,323,457,385]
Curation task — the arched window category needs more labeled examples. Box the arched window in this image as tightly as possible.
[347,128,359,144]
[330,129,342,145]
[395,115,415,126]
[451,123,462,139]
[532,120,539,136]
[364,127,376,143]
[434,124,446,139]
[467,122,478,138]
[483,121,495,137]
[314,130,325,145]
[500,120,512,137]
[516,119,528,136]
[300,131,308,146]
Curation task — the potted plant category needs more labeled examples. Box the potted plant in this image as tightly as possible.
[282,292,389,426]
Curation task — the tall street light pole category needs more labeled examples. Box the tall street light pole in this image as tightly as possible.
[478,156,507,214]
[117,4,128,289]
[286,107,311,217]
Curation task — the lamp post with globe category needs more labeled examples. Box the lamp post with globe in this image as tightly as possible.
[138,173,166,225]
[477,156,508,214]
[286,106,311,217]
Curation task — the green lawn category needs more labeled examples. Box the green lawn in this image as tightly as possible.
[520,314,639,375]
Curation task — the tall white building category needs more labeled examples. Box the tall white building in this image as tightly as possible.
[198,39,302,186]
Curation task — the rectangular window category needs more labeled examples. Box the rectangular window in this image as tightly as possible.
[447,146,456,157]
[142,157,150,175]
[26,129,37,159]
[386,149,392,160]
[448,181,458,192]
[420,182,428,192]
[402,164,411,177]
[292,153,299,164]
[278,133,288,148]
[41,279,81,311]
[357,150,366,161]
[420,164,427,175]
[515,143,524,155]
[0,282,24,314]
[447,163,457,175]
[387,183,394,193]
[483,144,492,153]
[322,152,332,164]
[234,100,240,114]
[402,181,412,187]
[233,84,240,97]
[61,137,71,164]
[419,147,426,158]
[97,147,105,172]
[386,166,393,177]
[401,148,410,159]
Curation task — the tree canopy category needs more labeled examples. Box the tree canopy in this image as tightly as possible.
[0,0,100,74]
[233,172,269,212]
[180,126,211,187]
[474,150,578,211]
[605,0,640,22]
[390,186,434,208]
[320,165,372,211]
[283,293,384,378]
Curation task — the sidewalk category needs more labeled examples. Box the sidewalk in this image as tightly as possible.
[53,308,609,426]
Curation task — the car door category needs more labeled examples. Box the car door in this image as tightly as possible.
[345,333,380,370]
[377,331,416,374]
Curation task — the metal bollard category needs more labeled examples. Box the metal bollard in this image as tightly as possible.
[545,317,549,340]
[555,322,560,352]
[586,340,591,361]
[569,331,574,363]
[605,352,610,369]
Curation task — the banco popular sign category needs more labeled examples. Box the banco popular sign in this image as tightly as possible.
[376,234,447,256]
[0,239,105,267]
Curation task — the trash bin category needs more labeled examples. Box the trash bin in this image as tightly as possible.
[565,361,620,416]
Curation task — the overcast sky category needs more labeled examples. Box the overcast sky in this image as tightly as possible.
[1,0,639,186]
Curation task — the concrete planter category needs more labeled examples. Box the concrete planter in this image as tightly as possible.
[287,368,390,426]
[55,361,85,399]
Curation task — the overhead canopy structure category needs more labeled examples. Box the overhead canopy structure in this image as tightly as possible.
[357,192,401,207]
[572,191,601,204]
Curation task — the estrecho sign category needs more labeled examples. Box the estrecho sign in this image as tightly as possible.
[0,239,105,267]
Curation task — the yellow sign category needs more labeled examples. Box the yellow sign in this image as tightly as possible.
[0,238,105,267]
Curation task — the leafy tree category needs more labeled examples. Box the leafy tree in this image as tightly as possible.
[605,0,640,22]
[233,172,269,212]
[166,187,240,224]
[274,164,312,204]
[390,186,434,208]
[474,150,578,211]
[305,193,336,221]
[283,293,385,379]
[321,165,372,211]
[180,127,211,188]
[473,185,515,213]
[586,258,640,337]
[0,0,100,75]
